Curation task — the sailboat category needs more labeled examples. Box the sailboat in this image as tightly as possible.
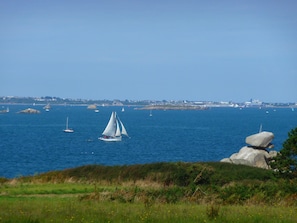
[63,117,74,133]
[99,111,129,142]
[43,104,51,112]
[0,107,9,113]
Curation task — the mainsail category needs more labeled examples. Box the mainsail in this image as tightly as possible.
[102,112,117,137]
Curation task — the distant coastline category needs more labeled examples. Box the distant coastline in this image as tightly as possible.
[135,104,208,110]
[0,96,296,109]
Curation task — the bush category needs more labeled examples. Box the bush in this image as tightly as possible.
[271,127,297,178]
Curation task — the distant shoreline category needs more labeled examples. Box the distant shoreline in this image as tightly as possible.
[0,96,296,109]
[135,105,209,110]
[0,103,296,110]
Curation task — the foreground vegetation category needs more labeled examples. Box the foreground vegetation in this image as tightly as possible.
[1,197,296,223]
[1,162,297,222]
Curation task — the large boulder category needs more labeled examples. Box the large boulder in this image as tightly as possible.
[245,131,274,148]
[221,146,277,169]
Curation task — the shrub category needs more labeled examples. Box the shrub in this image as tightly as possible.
[271,127,297,178]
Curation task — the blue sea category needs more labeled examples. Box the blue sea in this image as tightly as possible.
[0,105,296,178]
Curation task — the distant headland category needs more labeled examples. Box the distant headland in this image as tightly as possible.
[0,96,296,109]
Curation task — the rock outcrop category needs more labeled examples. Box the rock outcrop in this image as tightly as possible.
[18,108,41,114]
[87,104,97,110]
[221,131,277,169]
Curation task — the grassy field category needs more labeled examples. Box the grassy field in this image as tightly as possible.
[1,195,296,223]
[0,199,296,223]
[1,162,297,222]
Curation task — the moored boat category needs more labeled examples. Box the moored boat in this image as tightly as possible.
[63,117,74,133]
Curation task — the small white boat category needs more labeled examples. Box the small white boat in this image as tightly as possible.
[43,103,51,111]
[0,107,9,113]
[99,111,129,142]
[63,117,74,133]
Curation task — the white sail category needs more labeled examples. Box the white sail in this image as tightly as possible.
[119,120,129,137]
[99,111,129,141]
[102,112,117,137]
[115,119,121,137]
[259,124,262,133]
[116,114,129,137]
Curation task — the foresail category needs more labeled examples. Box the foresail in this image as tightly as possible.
[115,120,121,137]
[102,112,116,137]
[119,120,129,137]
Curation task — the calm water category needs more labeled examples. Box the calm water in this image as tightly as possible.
[0,105,296,178]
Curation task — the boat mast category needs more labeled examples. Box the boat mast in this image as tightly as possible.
[66,117,69,129]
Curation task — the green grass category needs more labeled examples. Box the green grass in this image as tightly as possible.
[0,197,296,223]
[0,183,100,196]
[1,162,297,222]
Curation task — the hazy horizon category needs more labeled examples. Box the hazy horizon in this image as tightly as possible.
[1,0,296,103]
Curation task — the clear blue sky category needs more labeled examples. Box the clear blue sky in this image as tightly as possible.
[0,0,296,102]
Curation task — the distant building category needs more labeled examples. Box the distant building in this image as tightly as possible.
[245,99,262,107]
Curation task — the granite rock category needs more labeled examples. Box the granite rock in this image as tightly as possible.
[245,131,274,148]
[222,146,271,169]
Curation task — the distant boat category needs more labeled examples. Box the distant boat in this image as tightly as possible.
[94,109,99,113]
[0,107,9,113]
[121,107,125,112]
[149,110,152,117]
[63,117,74,133]
[99,111,129,142]
[43,104,50,112]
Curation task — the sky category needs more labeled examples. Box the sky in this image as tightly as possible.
[0,0,296,103]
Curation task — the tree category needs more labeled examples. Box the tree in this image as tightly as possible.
[271,127,297,178]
